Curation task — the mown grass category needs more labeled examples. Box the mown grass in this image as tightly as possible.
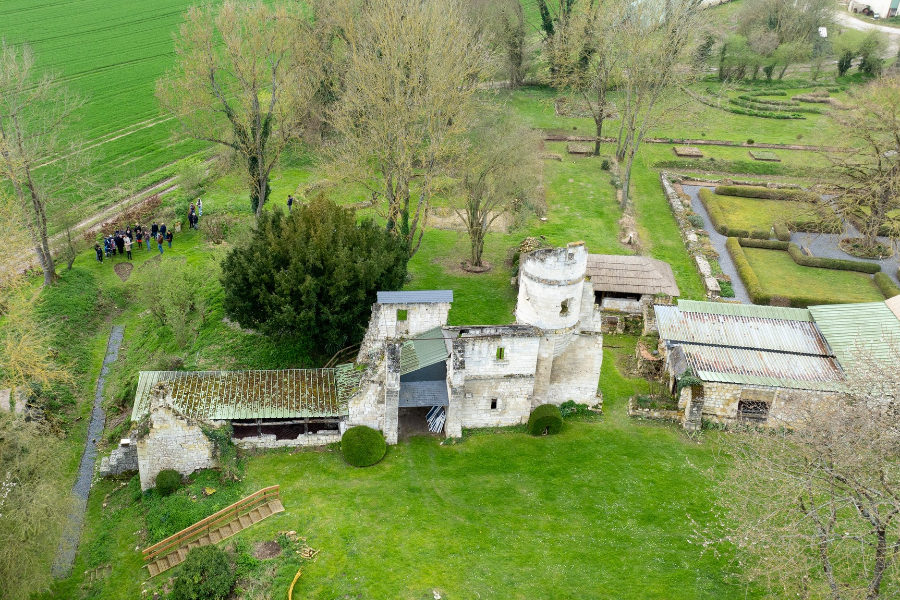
[743,247,885,304]
[712,194,833,231]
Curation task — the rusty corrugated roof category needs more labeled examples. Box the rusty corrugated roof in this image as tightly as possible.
[131,364,362,421]
[586,254,680,296]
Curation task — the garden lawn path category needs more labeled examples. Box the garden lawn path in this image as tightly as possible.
[51,326,124,578]
[682,185,750,304]
[791,226,900,287]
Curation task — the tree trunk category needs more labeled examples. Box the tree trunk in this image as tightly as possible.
[593,88,606,156]
[621,146,637,209]
[868,527,888,599]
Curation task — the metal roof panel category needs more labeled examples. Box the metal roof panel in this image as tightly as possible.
[377,290,453,304]
[677,300,813,322]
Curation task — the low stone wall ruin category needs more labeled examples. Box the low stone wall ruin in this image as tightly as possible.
[234,432,341,450]
[99,442,138,477]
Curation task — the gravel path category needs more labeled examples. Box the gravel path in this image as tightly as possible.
[52,326,125,579]
[682,185,751,304]
[791,227,900,286]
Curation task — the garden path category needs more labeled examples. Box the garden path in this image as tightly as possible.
[682,184,751,304]
[791,226,900,286]
[51,326,125,578]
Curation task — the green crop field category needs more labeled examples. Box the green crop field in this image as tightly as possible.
[1,0,208,197]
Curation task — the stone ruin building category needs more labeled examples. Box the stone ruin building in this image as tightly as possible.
[107,241,608,488]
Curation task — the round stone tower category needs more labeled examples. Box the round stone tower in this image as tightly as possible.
[515,241,588,331]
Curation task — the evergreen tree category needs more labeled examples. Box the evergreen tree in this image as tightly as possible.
[221,196,408,353]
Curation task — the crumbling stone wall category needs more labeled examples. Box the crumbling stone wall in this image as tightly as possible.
[234,432,341,449]
[516,242,588,330]
[546,333,603,406]
[136,401,216,491]
[99,442,138,477]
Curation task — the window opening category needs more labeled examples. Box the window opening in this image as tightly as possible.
[397,309,408,322]
[560,299,570,316]
[496,347,505,360]
[738,400,769,422]
[490,399,498,410]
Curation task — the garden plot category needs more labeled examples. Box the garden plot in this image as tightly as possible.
[743,247,884,304]
[713,194,831,233]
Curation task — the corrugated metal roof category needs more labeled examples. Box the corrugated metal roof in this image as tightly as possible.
[131,364,362,421]
[399,381,449,407]
[681,343,844,391]
[809,301,900,371]
[377,290,453,304]
[400,327,449,376]
[677,300,813,322]
[586,254,680,296]
[655,305,831,356]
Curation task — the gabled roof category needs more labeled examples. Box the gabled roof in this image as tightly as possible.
[131,364,362,421]
[586,254,680,296]
[677,299,813,322]
[808,301,900,371]
[400,327,450,376]
[377,290,453,304]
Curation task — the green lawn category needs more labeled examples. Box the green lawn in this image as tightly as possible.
[744,247,885,303]
[713,194,831,231]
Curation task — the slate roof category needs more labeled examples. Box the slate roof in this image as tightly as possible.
[377,290,453,304]
[131,364,362,421]
[655,302,842,391]
[586,254,680,296]
[400,327,450,376]
[399,381,449,407]
[808,301,900,371]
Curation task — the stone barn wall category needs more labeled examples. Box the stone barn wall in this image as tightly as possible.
[136,402,216,491]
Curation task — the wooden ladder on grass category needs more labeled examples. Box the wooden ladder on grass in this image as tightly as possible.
[142,485,284,577]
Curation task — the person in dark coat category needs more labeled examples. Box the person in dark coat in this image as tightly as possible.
[160,223,167,237]
[287,194,293,213]
[115,234,125,256]
[136,230,143,250]
[95,244,103,263]
[166,230,173,248]
[151,222,159,240]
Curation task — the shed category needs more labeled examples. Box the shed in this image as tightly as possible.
[586,255,680,312]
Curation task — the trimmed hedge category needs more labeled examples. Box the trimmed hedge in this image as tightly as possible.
[736,238,881,273]
[714,185,819,203]
[749,229,771,240]
[698,188,749,237]
[875,272,900,299]
[726,238,769,304]
[738,238,789,250]
[773,222,791,241]
[527,404,563,436]
[155,469,182,496]
[171,546,235,600]
[341,426,387,467]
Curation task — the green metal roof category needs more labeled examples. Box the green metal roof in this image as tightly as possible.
[677,299,813,322]
[400,327,449,375]
[808,301,900,371]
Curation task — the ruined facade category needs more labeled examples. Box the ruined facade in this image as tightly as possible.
[349,242,604,443]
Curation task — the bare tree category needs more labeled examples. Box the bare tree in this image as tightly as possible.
[328,0,488,257]
[828,75,900,251]
[547,0,618,155]
[532,0,580,77]
[0,42,84,287]
[156,1,319,217]
[615,0,705,207]
[454,114,540,267]
[708,347,900,599]
[469,0,528,88]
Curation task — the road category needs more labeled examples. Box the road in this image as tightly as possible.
[834,11,900,56]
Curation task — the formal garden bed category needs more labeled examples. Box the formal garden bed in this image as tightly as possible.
[839,237,894,259]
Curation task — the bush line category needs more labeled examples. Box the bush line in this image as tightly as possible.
[726,238,770,305]
[714,185,820,203]
[737,238,881,273]
[698,188,750,238]
[875,272,900,299]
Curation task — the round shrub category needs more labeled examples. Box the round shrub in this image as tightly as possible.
[170,545,235,600]
[527,404,563,436]
[155,469,182,496]
[341,426,387,467]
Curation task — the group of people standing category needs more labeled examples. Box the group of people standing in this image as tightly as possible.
[187,199,202,230]
[94,222,173,263]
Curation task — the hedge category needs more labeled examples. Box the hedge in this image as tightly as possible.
[738,238,789,250]
[736,94,796,106]
[714,185,819,203]
[171,546,235,600]
[875,272,900,299]
[749,229,771,240]
[726,238,770,304]
[698,188,749,237]
[527,404,563,436]
[773,222,791,241]
[729,97,821,114]
[155,469,182,496]
[736,238,882,273]
[341,426,387,467]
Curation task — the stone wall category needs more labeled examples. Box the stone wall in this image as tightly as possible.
[234,432,340,449]
[454,377,535,427]
[347,380,385,431]
[357,301,451,360]
[545,333,603,406]
[516,242,588,330]
[99,442,138,477]
[627,398,681,422]
[136,401,217,491]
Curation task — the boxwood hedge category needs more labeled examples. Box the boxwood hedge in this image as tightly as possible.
[527,404,563,436]
[726,238,769,305]
[155,469,182,496]
[714,185,819,203]
[773,222,791,242]
[736,238,881,273]
[341,425,387,467]
[698,188,749,237]
[875,272,900,299]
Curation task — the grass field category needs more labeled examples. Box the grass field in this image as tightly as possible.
[743,247,886,304]
[713,194,833,231]
[43,336,757,600]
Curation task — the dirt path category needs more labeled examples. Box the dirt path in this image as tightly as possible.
[542,133,842,152]
[835,11,900,57]
[51,326,124,579]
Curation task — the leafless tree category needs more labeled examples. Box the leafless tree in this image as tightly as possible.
[708,344,900,599]
[0,42,85,287]
[454,113,540,267]
[614,0,705,208]
[828,75,900,250]
[468,0,528,88]
[156,1,320,217]
[328,0,488,257]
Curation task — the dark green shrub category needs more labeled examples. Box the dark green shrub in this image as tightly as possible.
[155,469,182,496]
[718,280,735,298]
[170,545,235,600]
[874,273,900,299]
[559,400,592,418]
[749,229,770,240]
[341,426,387,467]
[698,188,728,235]
[600,159,610,171]
[714,185,819,203]
[687,214,704,228]
[838,50,854,77]
[747,139,754,144]
[773,222,791,242]
[527,404,563,436]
